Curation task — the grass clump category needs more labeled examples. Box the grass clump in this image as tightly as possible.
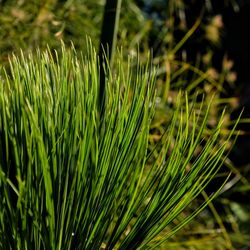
[0,43,236,249]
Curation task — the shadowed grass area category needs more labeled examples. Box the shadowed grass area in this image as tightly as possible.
[0,42,238,249]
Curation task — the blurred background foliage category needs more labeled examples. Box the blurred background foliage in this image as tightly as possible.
[0,0,250,249]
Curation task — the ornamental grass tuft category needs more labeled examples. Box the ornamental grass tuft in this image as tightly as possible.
[0,42,237,249]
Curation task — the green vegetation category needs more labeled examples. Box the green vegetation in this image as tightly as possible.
[0,0,249,249]
[0,43,237,249]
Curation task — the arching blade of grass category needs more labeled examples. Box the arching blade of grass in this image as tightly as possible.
[0,42,238,249]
